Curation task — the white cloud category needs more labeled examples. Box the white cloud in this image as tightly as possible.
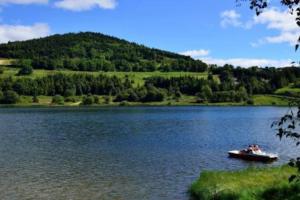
[179,49,291,67]
[0,23,50,43]
[221,8,300,46]
[220,10,242,28]
[253,8,297,32]
[265,32,299,44]
[180,49,210,58]
[252,8,300,46]
[201,57,292,68]
[0,0,47,4]
[54,0,117,11]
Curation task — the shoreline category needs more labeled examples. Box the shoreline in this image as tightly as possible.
[0,102,292,108]
[0,94,295,108]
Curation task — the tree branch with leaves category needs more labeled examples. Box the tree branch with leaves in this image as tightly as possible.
[272,101,300,182]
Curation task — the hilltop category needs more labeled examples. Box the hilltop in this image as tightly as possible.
[0,32,207,72]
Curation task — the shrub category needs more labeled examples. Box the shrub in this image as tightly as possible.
[247,98,254,105]
[32,95,39,103]
[82,95,94,105]
[104,95,112,104]
[0,90,3,101]
[93,95,99,104]
[52,95,64,105]
[196,92,208,102]
[65,96,77,103]
[119,101,129,106]
[114,86,165,103]
[17,65,33,76]
[174,89,182,98]
[127,89,139,102]
[115,91,130,102]
[2,90,19,104]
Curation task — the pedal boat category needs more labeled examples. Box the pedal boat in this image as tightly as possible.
[228,149,278,162]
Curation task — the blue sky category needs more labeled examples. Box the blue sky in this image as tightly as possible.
[0,0,298,67]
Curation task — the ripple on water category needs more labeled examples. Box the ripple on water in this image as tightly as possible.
[0,106,297,200]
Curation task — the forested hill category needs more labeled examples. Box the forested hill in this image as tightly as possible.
[0,32,207,72]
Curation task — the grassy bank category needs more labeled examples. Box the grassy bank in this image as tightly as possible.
[190,166,299,200]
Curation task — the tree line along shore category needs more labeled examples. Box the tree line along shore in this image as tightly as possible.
[0,64,298,106]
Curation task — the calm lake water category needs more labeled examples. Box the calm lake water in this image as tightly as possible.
[0,106,298,200]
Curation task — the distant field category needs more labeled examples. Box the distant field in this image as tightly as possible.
[275,86,300,96]
[252,95,293,106]
[0,67,211,86]
[0,59,14,66]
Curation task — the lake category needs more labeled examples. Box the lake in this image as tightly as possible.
[0,106,298,200]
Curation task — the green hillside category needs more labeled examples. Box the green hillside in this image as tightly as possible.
[0,32,207,72]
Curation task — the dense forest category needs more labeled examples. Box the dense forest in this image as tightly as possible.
[0,32,207,72]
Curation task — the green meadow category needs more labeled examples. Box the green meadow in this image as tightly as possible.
[252,95,294,106]
[275,86,300,97]
[0,67,210,87]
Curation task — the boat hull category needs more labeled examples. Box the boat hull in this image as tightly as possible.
[228,151,278,162]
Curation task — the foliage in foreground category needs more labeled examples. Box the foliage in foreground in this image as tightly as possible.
[190,166,299,200]
[272,102,300,182]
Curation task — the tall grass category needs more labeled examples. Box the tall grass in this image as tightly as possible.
[190,165,298,200]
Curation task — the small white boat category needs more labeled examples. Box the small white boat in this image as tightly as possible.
[228,145,278,162]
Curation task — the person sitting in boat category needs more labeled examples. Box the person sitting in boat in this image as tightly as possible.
[247,144,262,154]
[242,145,260,154]
[253,145,262,154]
[243,145,254,153]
